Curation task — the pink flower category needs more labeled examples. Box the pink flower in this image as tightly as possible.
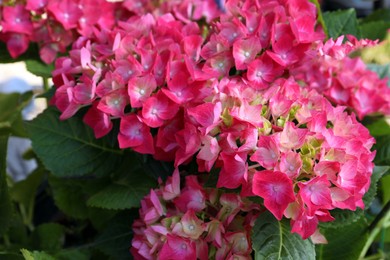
[298,175,333,214]
[250,135,280,169]
[118,114,155,154]
[83,101,113,138]
[141,92,179,128]
[173,176,206,213]
[232,37,262,70]
[159,235,197,260]
[128,75,157,108]
[1,5,33,35]
[217,152,248,189]
[253,170,295,220]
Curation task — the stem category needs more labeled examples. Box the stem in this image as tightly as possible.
[362,252,385,260]
[248,164,261,170]
[359,201,390,259]
[42,77,49,92]
[309,0,329,39]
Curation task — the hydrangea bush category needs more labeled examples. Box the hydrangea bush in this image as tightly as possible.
[0,0,390,259]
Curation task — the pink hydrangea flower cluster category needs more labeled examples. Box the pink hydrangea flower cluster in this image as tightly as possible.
[292,35,390,119]
[49,0,378,241]
[131,169,260,260]
[0,0,220,63]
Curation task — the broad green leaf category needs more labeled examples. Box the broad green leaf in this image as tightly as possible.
[25,107,123,177]
[24,60,54,78]
[93,210,136,259]
[30,223,65,251]
[316,215,368,260]
[323,9,360,39]
[366,117,390,137]
[320,208,363,229]
[0,252,23,260]
[0,92,33,137]
[87,171,156,210]
[49,175,108,219]
[252,211,316,260]
[20,249,55,260]
[54,249,90,260]
[360,9,390,24]
[0,136,12,236]
[373,135,390,166]
[363,166,390,208]
[382,175,390,204]
[359,21,390,41]
[10,167,45,215]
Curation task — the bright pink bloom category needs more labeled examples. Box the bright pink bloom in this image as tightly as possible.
[298,175,333,214]
[161,168,181,201]
[159,235,196,260]
[247,53,282,89]
[1,5,33,35]
[250,135,280,169]
[47,0,83,30]
[97,89,128,117]
[232,37,262,70]
[187,102,222,135]
[278,151,302,178]
[173,176,206,213]
[118,114,154,154]
[141,92,179,128]
[217,152,248,189]
[252,170,295,220]
[280,121,308,149]
[83,101,113,138]
[128,75,157,108]
[173,210,205,239]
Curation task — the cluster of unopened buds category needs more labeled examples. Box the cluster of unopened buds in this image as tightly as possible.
[5,0,388,255]
[131,169,261,260]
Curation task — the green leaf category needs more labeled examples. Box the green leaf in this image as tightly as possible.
[382,174,390,204]
[316,216,368,260]
[54,249,90,260]
[10,167,45,212]
[360,9,390,24]
[93,210,135,259]
[252,211,316,260]
[323,9,360,39]
[24,60,54,78]
[373,135,390,166]
[363,166,390,208]
[20,249,55,260]
[0,92,33,137]
[359,21,390,41]
[49,175,108,219]
[30,223,65,251]
[87,170,156,210]
[25,107,123,177]
[0,136,12,236]
[366,117,390,137]
[320,208,364,229]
